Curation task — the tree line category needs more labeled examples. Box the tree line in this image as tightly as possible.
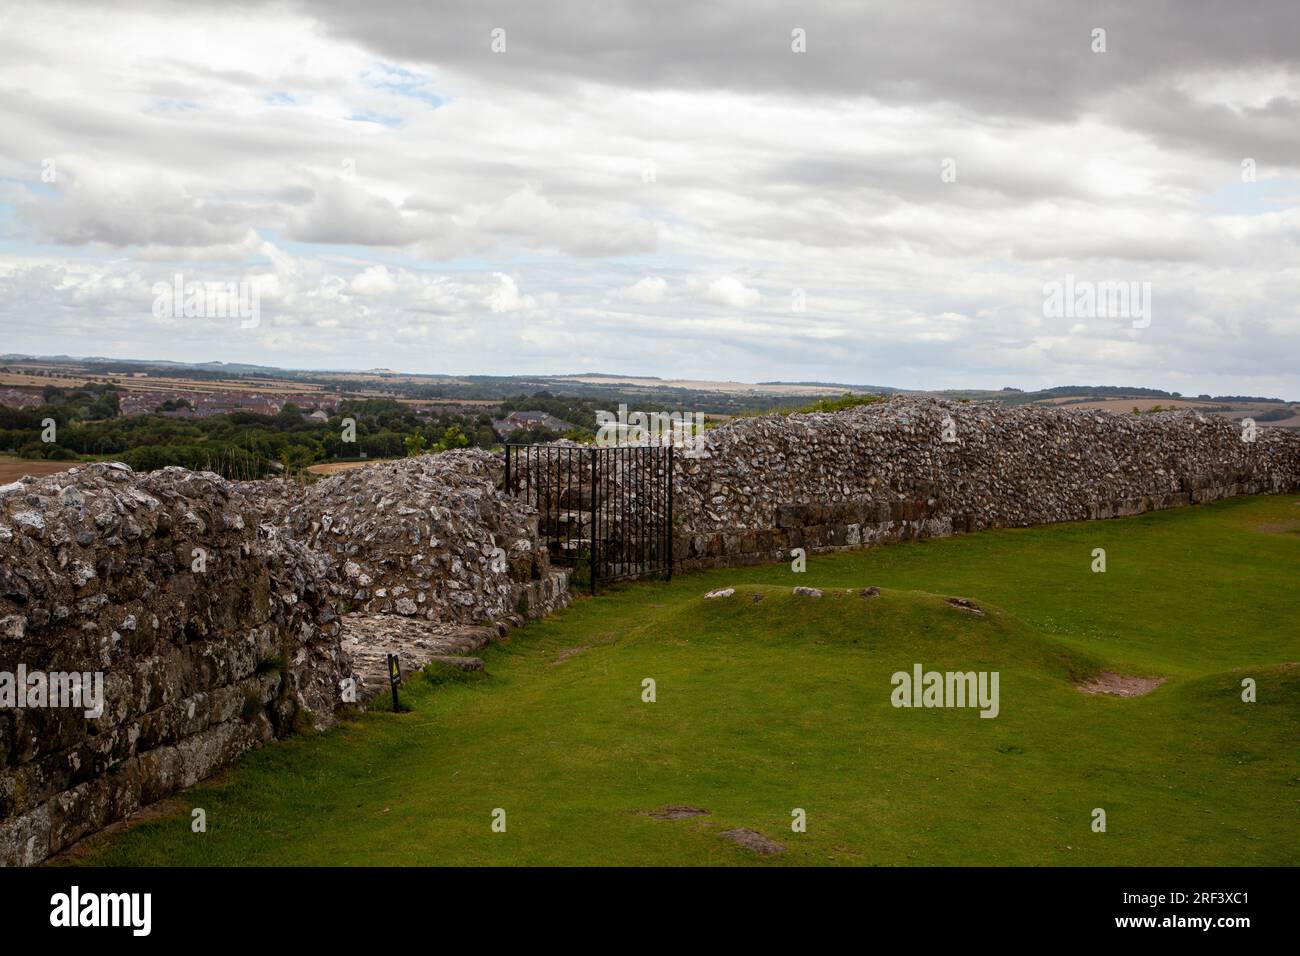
[0,388,604,479]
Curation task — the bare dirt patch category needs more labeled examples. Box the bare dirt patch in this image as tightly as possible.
[0,457,82,483]
[1250,520,1300,534]
[1076,672,1167,697]
[858,587,881,599]
[552,645,588,665]
[720,827,786,854]
[306,459,398,476]
[551,632,616,666]
[946,597,984,615]
[642,805,711,820]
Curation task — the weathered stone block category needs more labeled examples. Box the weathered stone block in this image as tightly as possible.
[775,504,813,528]
[0,802,50,867]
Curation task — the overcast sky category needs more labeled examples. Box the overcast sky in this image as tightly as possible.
[1,0,1297,396]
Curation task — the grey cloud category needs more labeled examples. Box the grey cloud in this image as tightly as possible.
[300,0,1300,119]
[287,179,426,245]
[0,0,1296,397]
[1109,88,1300,166]
[18,178,262,247]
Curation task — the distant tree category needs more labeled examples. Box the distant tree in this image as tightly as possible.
[793,393,884,414]
[505,426,560,446]
[285,445,315,473]
[434,424,468,452]
[404,432,428,457]
[1253,407,1294,422]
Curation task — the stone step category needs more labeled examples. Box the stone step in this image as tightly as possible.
[341,614,502,699]
[554,538,592,550]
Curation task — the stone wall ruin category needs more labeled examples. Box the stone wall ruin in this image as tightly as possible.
[0,464,348,866]
[0,451,568,865]
[672,398,1300,568]
[3,398,1298,865]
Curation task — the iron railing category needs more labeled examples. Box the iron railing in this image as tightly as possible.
[504,444,673,593]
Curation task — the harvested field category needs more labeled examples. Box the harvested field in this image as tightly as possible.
[305,459,397,476]
[0,455,82,483]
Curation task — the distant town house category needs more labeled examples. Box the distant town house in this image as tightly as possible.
[119,390,283,418]
[0,388,42,410]
[492,410,578,436]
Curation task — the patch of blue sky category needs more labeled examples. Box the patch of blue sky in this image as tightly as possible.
[1198,179,1300,215]
[0,178,58,199]
[361,62,445,109]
[347,110,402,127]
[151,99,201,112]
[265,91,297,106]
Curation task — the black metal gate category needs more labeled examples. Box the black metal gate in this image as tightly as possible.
[504,444,673,593]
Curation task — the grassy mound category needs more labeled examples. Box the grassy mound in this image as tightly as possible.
[678,584,1105,682]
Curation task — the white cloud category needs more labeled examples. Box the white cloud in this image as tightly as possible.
[473,188,657,257]
[288,179,425,246]
[699,276,762,309]
[0,1,1296,396]
[349,265,398,295]
[618,276,668,303]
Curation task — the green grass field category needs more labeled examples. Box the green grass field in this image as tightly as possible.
[66,495,1300,866]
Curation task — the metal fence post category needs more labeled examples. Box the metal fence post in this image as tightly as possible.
[666,445,674,581]
[589,447,598,595]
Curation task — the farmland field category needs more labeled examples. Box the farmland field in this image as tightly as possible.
[305,458,400,476]
[62,494,1300,867]
[0,454,81,483]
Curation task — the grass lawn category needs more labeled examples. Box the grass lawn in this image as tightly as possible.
[65,494,1300,866]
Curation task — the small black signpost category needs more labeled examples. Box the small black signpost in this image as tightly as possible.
[386,653,401,713]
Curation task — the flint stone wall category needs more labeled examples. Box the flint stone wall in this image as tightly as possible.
[256,450,571,626]
[0,464,352,867]
[3,400,1296,865]
[0,451,572,866]
[672,398,1300,568]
